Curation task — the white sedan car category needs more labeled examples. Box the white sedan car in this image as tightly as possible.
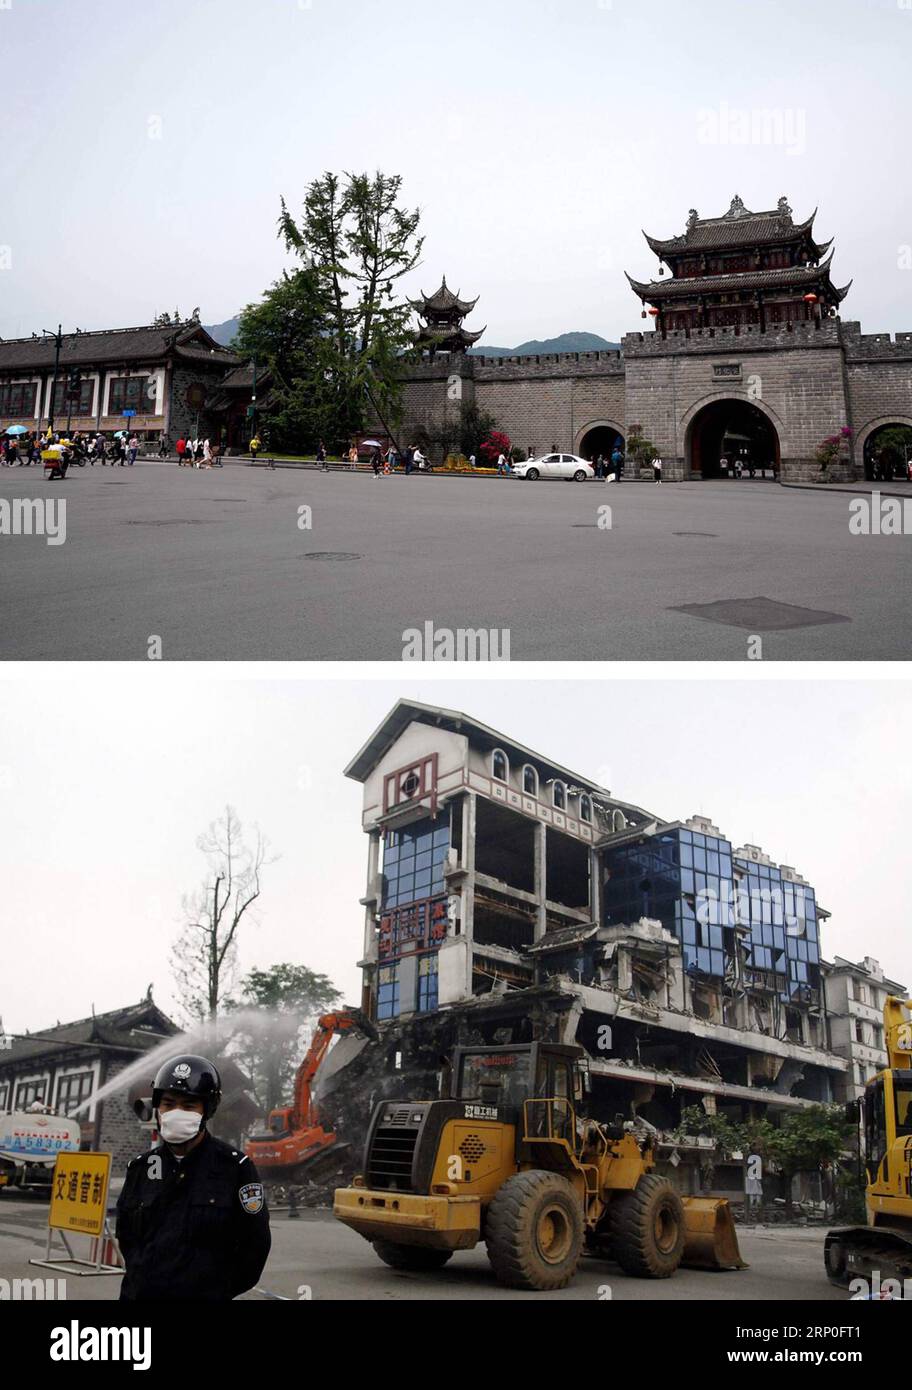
[511,452,594,481]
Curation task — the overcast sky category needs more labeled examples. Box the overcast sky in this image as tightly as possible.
[2,0,910,345]
[0,673,907,1035]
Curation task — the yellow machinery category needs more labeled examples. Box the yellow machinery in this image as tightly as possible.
[825,996,912,1291]
[334,1042,745,1290]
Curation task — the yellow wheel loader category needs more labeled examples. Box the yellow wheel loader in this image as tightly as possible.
[825,996,912,1295]
[334,1042,745,1290]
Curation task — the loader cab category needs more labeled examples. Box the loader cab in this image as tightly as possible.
[863,1070,912,1193]
[451,1044,583,1146]
[863,1075,889,1187]
[893,1073,912,1137]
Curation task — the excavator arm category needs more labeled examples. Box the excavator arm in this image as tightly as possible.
[292,1008,377,1131]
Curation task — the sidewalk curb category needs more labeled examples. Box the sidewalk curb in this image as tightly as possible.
[778,481,912,502]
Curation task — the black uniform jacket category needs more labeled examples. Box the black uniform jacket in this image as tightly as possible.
[115,1132,271,1301]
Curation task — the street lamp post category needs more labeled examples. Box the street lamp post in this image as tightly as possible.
[44,324,62,436]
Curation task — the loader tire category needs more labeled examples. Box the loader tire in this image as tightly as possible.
[610,1174,685,1278]
[372,1240,453,1272]
[484,1170,583,1291]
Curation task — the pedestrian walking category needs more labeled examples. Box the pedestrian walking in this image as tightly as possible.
[348,444,358,469]
[128,434,139,466]
[249,433,261,462]
[317,440,328,471]
[115,1055,271,1303]
[371,447,382,478]
[176,436,187,467]
[496,450,510,476]
[653,456,663,485]
[157,432,169,459]
[469,452,476,470]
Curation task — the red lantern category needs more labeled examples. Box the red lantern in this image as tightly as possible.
[803,293,818,304]
[648,307,660,317]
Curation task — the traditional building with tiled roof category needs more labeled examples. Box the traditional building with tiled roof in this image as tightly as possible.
[627,196,852,333]
[0,995,260,1166]
[0,319,242,442]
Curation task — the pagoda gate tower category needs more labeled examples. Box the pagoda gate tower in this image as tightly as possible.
[627,195,851,335]
[409,277,486,357]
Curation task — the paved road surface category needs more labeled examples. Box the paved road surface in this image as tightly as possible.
[0,1195,845,1300]
[1,465,907,661]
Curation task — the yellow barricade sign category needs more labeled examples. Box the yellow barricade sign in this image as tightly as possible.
[48,1152,111,1238]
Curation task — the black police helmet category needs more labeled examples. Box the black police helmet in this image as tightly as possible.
[151,1055,222,1119]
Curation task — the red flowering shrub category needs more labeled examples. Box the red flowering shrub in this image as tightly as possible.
[479,430,511,464]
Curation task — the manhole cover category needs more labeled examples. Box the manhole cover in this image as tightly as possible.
[673,531,719,538]
[302,552,361,561]
[670,596,851,632]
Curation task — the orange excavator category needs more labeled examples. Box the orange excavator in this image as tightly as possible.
[245,1008,377,1186]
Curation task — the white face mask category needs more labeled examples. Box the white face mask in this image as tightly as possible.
[158,1108,203,1145]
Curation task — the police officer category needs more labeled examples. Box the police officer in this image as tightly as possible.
[115,1054,271,1301]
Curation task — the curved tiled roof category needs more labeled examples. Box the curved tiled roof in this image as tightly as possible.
[409,275,479,316]
[626,253,850,303]
[644,199,823,256]
[0,323,232,373]
[417,325,487,346]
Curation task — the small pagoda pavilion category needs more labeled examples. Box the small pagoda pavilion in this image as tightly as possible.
[626,196,852,334]
[409,277,486,356]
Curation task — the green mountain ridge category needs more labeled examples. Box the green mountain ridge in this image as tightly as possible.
[470,332,620,357]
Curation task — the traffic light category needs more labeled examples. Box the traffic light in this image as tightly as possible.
[66,368,82,399]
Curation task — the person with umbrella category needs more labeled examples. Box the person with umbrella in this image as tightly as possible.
[5,424,28,465]
[360,438,383,472]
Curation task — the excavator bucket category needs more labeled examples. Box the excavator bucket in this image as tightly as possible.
[680,1197,748,1271]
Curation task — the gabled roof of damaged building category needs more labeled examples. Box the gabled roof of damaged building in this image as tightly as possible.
[344,699,658,824]
[0,997,179,1066]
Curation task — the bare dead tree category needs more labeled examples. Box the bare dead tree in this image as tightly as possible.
[172,807,271,1023]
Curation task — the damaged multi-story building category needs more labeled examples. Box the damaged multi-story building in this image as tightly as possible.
[343,700,865,1178]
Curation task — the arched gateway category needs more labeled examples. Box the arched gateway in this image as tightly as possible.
[576,421,625,463]
[684,398,781,479]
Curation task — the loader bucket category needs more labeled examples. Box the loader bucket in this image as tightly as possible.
[680,1197,748,1271]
